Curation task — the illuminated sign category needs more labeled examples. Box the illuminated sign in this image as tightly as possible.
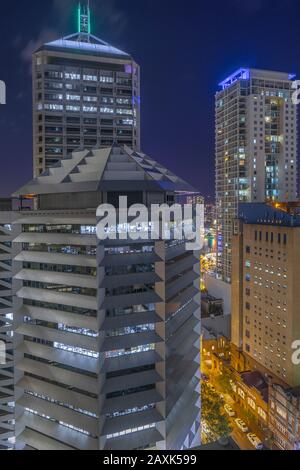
[219,68,250,90]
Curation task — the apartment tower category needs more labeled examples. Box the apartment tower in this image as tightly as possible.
[33,4,140,177]
[12,144,201,450]
[216,68,297,282]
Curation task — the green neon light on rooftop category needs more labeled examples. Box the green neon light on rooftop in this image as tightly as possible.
[88,7,91,34]
[77,2,91,35]
[78,4,81,33]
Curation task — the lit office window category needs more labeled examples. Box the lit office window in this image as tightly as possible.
[66,94,80,101]
[65,72,81,80]
[100,107,114,114]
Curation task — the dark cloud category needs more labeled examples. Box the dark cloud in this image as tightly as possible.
[20,28,58,75]
[52,0,74,25]
[21,28,58,63]
[93,0,128,35]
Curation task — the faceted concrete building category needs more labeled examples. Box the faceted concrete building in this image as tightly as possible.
[0,199,15,449]
[33,4,140,177]
[12,144,201,450]
[216,68,297,282]
[232,202,300,387]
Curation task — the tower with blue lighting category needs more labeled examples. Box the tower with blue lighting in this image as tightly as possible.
[215,68,298,283]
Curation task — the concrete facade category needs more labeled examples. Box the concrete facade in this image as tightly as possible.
[0,203,16,449]
[232,202,300,388]
[12,144,201,450]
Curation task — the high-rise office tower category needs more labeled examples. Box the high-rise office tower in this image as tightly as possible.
[232,202,300,388]
[216,68,297,282]
[12,143,201,450]
[32,4,140,177]
[0,200,15,449]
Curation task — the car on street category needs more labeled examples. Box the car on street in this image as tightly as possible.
[235,418,248,433]
[224,404,236,417]
[247,433,263,450]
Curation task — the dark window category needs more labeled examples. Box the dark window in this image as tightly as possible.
[107,191,143,207]
[106,383,155,400]
[84,118,97,125]
[67,116,80,124]
[246,246,251,254]
[106,364,155,379]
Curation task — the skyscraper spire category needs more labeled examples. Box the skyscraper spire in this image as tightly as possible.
[77,1,91,40]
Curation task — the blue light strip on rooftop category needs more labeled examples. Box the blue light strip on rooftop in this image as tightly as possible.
[219,68,250,90]
[46,38,129,57]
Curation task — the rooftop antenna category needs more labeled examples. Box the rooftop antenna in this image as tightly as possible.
[77,1,91,42]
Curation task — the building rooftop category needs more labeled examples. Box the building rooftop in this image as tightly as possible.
[219,68,296,90]
[13,143,198,197]
[272,383,300,399]
[39,33,131,60]
[37,2,132,61]
[238,202,300,227]
[241,370,268,403]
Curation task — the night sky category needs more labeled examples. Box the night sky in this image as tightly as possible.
[1,0,300,199]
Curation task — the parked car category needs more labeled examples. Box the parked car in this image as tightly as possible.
[247,433,263,450]
[224,404,236,417]
[235,418,248,433]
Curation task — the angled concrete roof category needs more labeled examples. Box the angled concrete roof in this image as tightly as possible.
[38,33,131,60]
[13,144,198,197]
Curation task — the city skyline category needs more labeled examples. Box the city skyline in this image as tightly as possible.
[2,0,300,454]
[3,0,300,198]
